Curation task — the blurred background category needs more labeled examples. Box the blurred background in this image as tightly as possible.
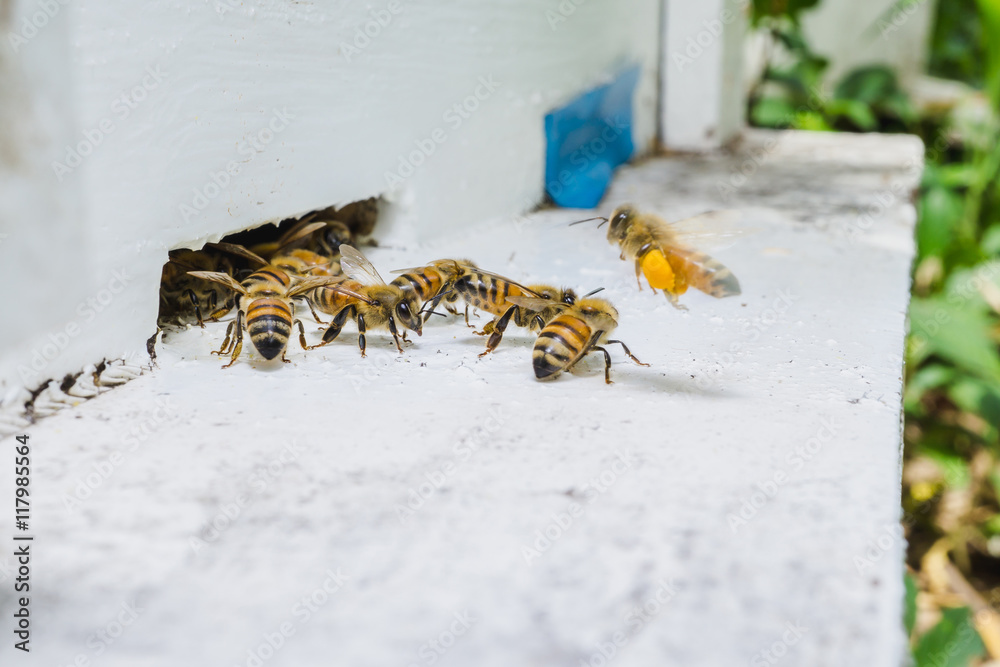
[747,0,1000,661]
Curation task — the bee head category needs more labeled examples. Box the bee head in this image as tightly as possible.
[607,205,635,242]
[394,293,423,336]
[320,221,353,255]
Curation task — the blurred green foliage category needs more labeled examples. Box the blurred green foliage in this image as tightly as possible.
[749,0,1000,663]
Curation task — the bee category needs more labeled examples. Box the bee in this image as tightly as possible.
[588,204,744,309]
[452,270,577,357]
[306,245,424,356]
[158,249,238,327]
[390,259,479,323]
[508,290,648,384]
[187,266,342,367]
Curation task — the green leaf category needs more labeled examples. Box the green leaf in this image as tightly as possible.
[826,99,878,131]
[948,376,1000,432]
[751,97,796,128]
[913,607,986,667]
[904,572,918,637]
[904,364,956,414]
[792,110,832,131]
[918,187,964,258]
[909,297,1000,384]
[982,225,1000,255]
[923,449,972,489]
[835,66,898,104]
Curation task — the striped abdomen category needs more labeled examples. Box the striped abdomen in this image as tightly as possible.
[532,314,592,380]
[454,272,531,317]
[245,297,293,360]
[391,268,445,303]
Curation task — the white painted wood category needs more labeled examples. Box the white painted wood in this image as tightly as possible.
[662,0,747,150]
[0,129,920,666]
[0,0,667,394]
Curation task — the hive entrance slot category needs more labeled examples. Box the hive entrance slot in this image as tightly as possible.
[157,198,379,329]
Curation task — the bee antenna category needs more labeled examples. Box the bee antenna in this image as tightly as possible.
[568,216,608,227]
[583,287,605,298]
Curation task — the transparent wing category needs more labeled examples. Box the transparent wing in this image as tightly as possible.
[339,245,386,287]
[505,295,569,313]
[287,275,351,298]
[465,268,543,298]
[206,242,269,267]
[303,281,376,305]
[186,271,247,295]
[650,210,751,249]
[276,220,327,250]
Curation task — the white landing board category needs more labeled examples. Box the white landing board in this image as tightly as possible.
[0,129,921,666]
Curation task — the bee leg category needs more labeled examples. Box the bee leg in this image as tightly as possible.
[464,305,475,328]
[473,319,496,337]
[295,319,311,351]
[634,261,643,291]
[317,305,355,349]
[590,346,614,384]
[221,311,244,369]
[306,299,328,325]
[387,317,405,353]
[479,306,517,358]
[665,291,688,311]
[184,289,206,327]
[607,339,650,367]
[212,318,238,356]
[356,313,367,357]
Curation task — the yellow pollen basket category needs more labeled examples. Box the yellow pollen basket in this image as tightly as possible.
[641,251,684,294]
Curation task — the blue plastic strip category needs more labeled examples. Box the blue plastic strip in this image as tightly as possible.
[544,65,640,209]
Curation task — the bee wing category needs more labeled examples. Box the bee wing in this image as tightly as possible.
[186,271,248,295]
[206,242,270,267]
[305,281,377,306]
[339,245,386,286]
[287,275,348,297]
[655,210,751,249]
[389,259,467,275]
[464,268,544,298]
[505,295,569,313]
[275,220,327,250]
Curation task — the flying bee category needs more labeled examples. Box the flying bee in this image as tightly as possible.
[577,204,745,309]
[305,245,424,356]
[451,270,577,357]
[186,266,343,367]
[508,290,648,384]
[390,259,479,323]
[158,249,237,327]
